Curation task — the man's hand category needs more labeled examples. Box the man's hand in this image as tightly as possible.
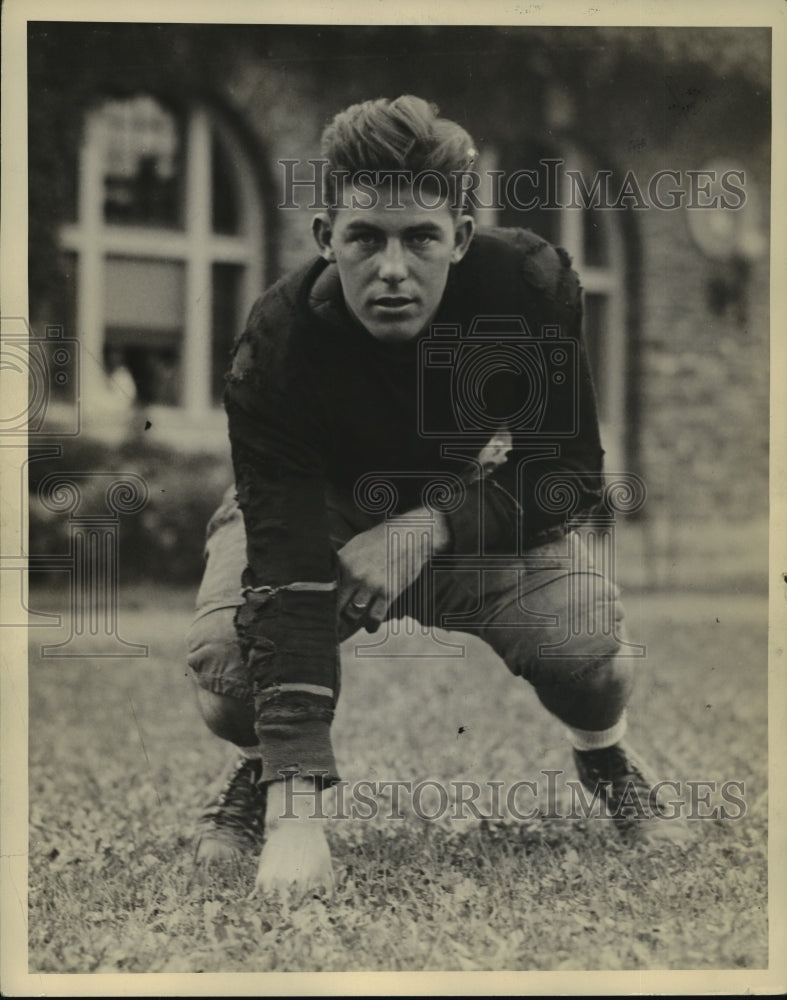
[251,778,334,900]
[336,508,450,639]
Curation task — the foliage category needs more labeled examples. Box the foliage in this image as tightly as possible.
[28,436,232,585]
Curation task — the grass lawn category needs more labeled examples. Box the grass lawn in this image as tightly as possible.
[26,583,768,974]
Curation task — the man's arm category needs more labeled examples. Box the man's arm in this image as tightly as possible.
[224,303,340,786]
[441,244,604,554]
[335,506,451,638]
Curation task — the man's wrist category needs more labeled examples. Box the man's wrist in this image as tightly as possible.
[390,506,452,556]
[430,510,452,554]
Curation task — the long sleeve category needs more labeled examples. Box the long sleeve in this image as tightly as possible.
[224,293,340,785]
[441,239,604,554]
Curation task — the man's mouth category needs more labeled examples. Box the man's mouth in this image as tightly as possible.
[373,296,415,308]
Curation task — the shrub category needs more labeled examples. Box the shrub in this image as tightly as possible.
[28,436,233,585]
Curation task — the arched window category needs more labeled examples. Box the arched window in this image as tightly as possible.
[59,96,264,429]
[480,140,631,473]
[555,145,628,474]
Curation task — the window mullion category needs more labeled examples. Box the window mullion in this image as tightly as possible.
[76,112,107,403]
[99,227,192,259]
[473,146,500,230]
[580,268,617,293]
[221,120,264,332]
[182,107,212,414]
[605,248,627,463]
[559,210,584,271]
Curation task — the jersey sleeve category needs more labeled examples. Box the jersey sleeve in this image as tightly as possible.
[224,294,340,784]
[442,242,604,554]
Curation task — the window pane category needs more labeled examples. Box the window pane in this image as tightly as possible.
[211,132,241,235]
[582,205,609,268]
[104,257,185,329]
[103,256,185,406]
[102,331,183,407]
[583,292,608,423]
[212,263,244,404]
[46,252,79,403]
[100,96,184,228]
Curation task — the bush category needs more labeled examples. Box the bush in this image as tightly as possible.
[28,436,233,585]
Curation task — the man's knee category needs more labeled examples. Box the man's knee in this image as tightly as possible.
[194,687,256,745]
[186,608,246,687]
[532,653,637,730]
[569,652,636,700]
[524,641,635,694]
[186,607,255,745]
[504,619,628,684]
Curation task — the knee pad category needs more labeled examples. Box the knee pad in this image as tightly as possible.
[533,652,635,731]
[511,628,626,689]
[187,608,239,666]
[186,607,250,701]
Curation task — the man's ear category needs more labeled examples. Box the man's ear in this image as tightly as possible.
[450,214,475,264]
[312,213,336,261]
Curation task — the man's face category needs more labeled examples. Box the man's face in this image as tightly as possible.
[313,182,474,343]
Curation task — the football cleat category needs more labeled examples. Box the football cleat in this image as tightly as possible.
[573,742,690,845]
[193,755,267,865]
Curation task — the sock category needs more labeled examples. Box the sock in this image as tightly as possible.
[568,712,627,752]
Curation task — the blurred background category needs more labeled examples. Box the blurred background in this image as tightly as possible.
[25,23,771,592]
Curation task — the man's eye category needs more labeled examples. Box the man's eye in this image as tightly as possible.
[408,233,436,246]
[353,232,379,246]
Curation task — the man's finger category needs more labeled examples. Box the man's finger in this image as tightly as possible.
[336,617,357,642]
[364,594,390,632]
[342,588,375,620]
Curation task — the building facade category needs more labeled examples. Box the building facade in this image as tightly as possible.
[26,23,771,586]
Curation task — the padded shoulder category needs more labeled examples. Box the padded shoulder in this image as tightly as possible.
[227,262,318,389]
[474,227,581,311]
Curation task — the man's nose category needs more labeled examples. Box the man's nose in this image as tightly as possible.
[378,240,407,283]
